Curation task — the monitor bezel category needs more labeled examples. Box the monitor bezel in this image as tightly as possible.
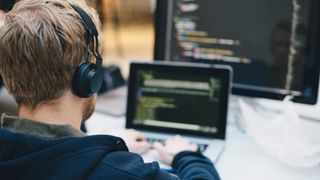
[154,0,320,105]
[126,61,232,140]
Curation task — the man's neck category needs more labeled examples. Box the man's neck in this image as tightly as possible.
[19,91,84,130]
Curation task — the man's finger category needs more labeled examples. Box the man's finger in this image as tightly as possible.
[153,141,164,151]
[135,132,146,141]
[137,141,151,149]
[191,143,198,151]
[130,130,146,141]
[153,142,172,165]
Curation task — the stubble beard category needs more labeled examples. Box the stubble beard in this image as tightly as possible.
[82,96,96,123]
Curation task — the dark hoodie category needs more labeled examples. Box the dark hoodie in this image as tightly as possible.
[0,114,220,179]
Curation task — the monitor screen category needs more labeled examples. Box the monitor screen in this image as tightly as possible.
[154,0,320,104]
[126,62,230,138]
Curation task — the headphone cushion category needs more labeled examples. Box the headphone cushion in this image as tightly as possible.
[73,62,102,98]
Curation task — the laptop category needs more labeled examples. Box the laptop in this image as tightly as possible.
[126,61,232,169]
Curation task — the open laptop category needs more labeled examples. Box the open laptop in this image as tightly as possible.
[126,61,232,169]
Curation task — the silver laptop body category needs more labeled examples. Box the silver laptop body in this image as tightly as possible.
[126,61,232,169]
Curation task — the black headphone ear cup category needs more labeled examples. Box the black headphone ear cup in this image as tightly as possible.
[73,62,103,98]
[88,68,103,93]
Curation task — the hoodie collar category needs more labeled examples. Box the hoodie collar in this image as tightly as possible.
[1,113,86,140]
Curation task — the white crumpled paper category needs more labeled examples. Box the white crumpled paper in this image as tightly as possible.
[239,97,320,168]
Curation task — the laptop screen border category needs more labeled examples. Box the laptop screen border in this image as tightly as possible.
[126,61,231,140]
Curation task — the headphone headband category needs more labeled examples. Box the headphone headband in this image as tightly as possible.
[70,4,98,37]
[70,4,102,71]
[70,3,103,98]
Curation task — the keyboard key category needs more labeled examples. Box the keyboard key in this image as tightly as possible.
[146,138,208,153]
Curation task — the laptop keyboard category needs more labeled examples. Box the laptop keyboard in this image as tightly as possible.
[146,137,208,153]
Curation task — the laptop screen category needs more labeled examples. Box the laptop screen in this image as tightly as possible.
[126,62,231,139]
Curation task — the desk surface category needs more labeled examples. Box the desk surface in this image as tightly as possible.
[86,112,320,180]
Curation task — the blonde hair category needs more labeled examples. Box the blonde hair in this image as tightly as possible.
[0,0,101,108]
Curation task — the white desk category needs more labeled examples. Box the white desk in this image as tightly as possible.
[86,112,320,180]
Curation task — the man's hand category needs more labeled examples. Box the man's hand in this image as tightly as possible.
[153,135,198,165]
[119,129,151,154]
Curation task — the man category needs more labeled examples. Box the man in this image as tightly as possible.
[0,0,220,179]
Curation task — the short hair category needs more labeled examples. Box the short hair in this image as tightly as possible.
[0,0,101,108]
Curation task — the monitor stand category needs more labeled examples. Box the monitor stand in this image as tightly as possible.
[232,82,320,123]
[228,94,320,133]
[254,97,320,122]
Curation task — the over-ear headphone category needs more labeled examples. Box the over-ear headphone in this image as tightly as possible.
[70,4,103,98]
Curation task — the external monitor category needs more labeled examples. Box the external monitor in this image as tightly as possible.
[154,0,320,104]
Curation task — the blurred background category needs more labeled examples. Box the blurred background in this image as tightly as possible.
[87,0,156,77]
